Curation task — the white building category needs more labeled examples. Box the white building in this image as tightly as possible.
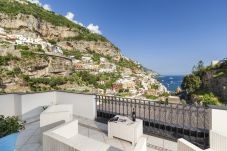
[99,63,116,73]
[52,45,63,54]
[72,59,80,64]
[100,57,107,63]
[0,27,6,35]
[211,60,220,67]
[82,56,92,63]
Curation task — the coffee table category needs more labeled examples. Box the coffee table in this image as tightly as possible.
[108,115,143,146]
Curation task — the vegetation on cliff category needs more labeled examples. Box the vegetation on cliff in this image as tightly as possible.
[0,0,107,42]
[181,60,227,105]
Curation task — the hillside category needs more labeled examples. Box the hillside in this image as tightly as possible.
[181,59,227,105]
[0,0,167,99]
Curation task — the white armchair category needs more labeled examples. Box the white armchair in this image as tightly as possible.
[40,104,73,128]
[177,138,203,151]
[43,120,110,151]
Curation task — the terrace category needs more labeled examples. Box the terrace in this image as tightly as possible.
[0,91,226,151]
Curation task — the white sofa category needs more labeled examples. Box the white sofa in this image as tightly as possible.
[134,136,147,151]
[43,120,110,151]
[177,130,227,151]
[40,104,73,128]
[177,138,204,151]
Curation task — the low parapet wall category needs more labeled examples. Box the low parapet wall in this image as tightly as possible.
[0,91,96,121]
[0,94,21,117]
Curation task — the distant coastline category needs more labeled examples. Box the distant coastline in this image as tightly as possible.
[158,75,184,92]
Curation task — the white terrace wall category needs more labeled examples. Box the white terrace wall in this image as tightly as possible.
[210,108,227,151]
[20,92,56,120]
[55,92,96,120]
[211,108,227,137]
[0,94,21,117]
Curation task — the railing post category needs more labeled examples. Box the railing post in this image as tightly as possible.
[176,104,179,137]
[149,101,151,132]
[196,106,199,146]
[111,96,113,117]
[154,102,156,131]
[183,105,185,138]
[203,107,206,149]
[127,98,129,116]
[170,104,173,133]
[123,98,125,116]
[119,97,121,114]
[189,105,192,142]
[144,100,146,122]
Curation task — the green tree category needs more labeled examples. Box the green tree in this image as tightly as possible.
[192,60,205,76]
[92,53,100,63]
[0,77,3,86]
[181,74,201,93]
[48,39,57,45]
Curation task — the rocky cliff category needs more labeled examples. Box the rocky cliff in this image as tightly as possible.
[201,60,227,102]
[0,0,167,99]
[0,12,121,59]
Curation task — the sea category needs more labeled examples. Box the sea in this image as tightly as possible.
[158,75,184,92]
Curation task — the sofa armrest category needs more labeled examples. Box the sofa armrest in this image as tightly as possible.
[177,138,203,151]
[52,120,78,139]
[134,136,147,151]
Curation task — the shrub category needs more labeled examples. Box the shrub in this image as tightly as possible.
[20,50,34,58]
[27,77,67,90]
[192,60,206,76]
[213,72,224,78]
[144,94,158,100]
[48,39,57,45]
[117,58,140,70]
[92,53,100,63]
[65,33,107,42]
[150,84,159,90]
[15,45,29,50]
[160,92,170,97]
[0,54,19,66]
[119,89,129,93]
[77,71,98,85]
[197,93,221,106]
[181,74,201,94]
[6,67,22,77]
[0,115,24,138]
[63,49,82,59]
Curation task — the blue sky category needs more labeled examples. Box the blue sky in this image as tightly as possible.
[38,0,227,75]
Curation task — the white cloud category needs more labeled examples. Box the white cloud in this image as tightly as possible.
[87,24,102,35]
[65,12,84,27]
[43,4,52,11]
[28,0,41,5]
[27,0,51,11]
[27,2,102,34]
[65,12,75,21]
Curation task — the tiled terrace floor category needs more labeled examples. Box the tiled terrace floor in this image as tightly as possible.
[15,116,175,151]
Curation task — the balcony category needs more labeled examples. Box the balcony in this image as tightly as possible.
[0,91,226,151]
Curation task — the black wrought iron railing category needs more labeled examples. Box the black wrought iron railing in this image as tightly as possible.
[95,95,210,149]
